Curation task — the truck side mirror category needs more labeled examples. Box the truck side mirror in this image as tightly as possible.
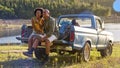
[101,20,105,30]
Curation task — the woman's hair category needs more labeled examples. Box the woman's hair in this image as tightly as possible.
[34,8,43,18]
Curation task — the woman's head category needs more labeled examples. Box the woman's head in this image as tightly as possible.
[34,8,43,18]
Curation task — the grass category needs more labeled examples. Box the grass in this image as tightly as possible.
[0,45,27,62]
[0,43,120,68]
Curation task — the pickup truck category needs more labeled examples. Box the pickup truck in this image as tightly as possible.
[16,12,114,62]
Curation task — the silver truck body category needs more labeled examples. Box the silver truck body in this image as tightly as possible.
[58,14,113,50]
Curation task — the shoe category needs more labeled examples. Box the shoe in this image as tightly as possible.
[27,57,33,60]
[23,52,33,57]
[23,48,34,57]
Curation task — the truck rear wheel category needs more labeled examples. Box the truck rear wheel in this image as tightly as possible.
[34,48,47,61]
[77,42,90,62]
[82,42,91,62]
[100,42,112,57]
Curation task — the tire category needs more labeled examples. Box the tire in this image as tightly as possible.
[100,42,112,57]
[81,42,91,62]
[34,48,47,61]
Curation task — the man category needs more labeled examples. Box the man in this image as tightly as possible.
[41,9,57,57]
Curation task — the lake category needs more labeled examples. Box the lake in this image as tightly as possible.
[0,23,120,44]
[0,28,21,37]
[0,35,21,44]
[105,23,120,42]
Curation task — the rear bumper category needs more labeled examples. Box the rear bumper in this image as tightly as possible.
[16,37,72,45]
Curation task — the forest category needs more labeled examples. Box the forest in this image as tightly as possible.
[0,0,115,19]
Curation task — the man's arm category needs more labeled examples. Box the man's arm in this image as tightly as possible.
[46,17,55,38]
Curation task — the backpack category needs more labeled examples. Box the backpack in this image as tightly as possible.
[58,21,72,40]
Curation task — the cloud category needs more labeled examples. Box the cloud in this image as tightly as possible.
[113,0,120,12]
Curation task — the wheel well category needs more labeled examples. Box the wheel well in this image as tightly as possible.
[108,40,113,46]
[86,41,91,48]
[109,40,112,43]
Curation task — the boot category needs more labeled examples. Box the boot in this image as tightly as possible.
[23,48,34,57]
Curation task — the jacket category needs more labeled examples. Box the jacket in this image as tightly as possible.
[44,16,58,38]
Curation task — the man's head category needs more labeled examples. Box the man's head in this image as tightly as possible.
[43,9,50,19]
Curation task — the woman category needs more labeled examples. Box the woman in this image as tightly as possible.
[23,8,44,57]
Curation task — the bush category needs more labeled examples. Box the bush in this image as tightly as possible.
[0,0,112,19]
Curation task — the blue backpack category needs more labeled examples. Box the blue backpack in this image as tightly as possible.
[59,21,71,34]
[59,21,73,40]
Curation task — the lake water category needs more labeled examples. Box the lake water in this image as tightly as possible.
[0,23,120,44]
[105,23,120,42]
[0,28,21,37]
[0,35,21,44]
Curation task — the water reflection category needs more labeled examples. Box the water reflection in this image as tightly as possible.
[0,28,21,37]
[0,35,21,44]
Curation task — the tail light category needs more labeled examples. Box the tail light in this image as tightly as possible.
[70,31,75,41]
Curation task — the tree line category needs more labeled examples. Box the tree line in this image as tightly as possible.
[0,0,111,19]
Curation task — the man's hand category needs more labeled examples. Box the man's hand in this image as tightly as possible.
[41,36,47,41]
